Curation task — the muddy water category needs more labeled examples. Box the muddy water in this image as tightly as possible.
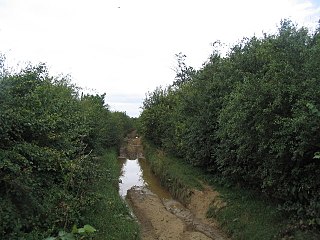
[119,158,171,199]
[122,158,228,240]
[118,134,227,239]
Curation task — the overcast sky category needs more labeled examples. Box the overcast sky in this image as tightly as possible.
[0,0,319,117]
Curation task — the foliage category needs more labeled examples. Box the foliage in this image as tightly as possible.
[45,224,96,240]
[139,20,320,231]
[82,150,140,240]
[172,52,196,87]
[139,87,175,147]
[0,61,134,239]
[143,141,202,204]
[144,140,293,240]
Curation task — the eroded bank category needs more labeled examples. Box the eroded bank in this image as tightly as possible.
[118,132,227,240]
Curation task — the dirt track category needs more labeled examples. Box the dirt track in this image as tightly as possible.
[120,133,228,240]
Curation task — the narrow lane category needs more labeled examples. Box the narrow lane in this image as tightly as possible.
[118,132,227,240]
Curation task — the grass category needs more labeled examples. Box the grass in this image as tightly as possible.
[83,149,140,240]
[205,185,287,240]
[143,141,320,240]
[144,142,203,204]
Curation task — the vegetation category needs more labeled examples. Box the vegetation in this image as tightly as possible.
[144,141,291,239]
[143,142,203,203]
[83,150,140,240]
[139,20,320,235]
[0,60,137,239]
[45,224,97,240]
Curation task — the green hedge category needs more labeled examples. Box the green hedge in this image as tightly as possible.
[139,20,320,229]
[0,62,134,239]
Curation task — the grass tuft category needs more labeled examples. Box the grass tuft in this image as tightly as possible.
[83,149,140,240]
[144,143,202,204]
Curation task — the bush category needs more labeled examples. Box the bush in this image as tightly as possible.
[139,20,320,228]
[0,62,134,238]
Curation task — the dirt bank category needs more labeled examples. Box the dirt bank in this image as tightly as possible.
[121,133,228,240]
[127,185,227,240]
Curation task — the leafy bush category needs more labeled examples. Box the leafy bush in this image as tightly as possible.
[140,20,320,229]
[0,62,134,238]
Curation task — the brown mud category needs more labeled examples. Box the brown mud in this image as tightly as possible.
[119,132,228,240]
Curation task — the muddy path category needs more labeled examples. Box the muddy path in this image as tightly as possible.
[119,132,228,240]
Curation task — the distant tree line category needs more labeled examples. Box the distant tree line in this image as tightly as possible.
[0,60,134,239]
[139,20,320,228]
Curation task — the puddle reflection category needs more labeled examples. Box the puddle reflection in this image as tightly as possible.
[119,158,171,199]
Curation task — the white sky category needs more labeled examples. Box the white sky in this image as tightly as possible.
[0,0,319,117]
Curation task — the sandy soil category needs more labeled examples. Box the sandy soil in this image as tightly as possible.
[127,185,228,240]
[127,187,214,240]
[121,132,228,240]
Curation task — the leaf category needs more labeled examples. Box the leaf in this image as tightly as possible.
[77,228,85,234]
[60,233,75,240]
[58,231,67,237]
[83,224,97,233]
[306,103,320,117]
[314,152,320,159]
[44,237,56,240]
[71,225,78,234]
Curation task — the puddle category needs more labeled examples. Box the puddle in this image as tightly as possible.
[119,158,171,199]
[118,134,227,240]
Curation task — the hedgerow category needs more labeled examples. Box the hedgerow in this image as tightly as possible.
[139,20,320,229]
[0,62,133,239]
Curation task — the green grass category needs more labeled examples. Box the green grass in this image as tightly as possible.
[205,185,286,240]
[144,143,203,204]
[143,141,320,240]
[205,183,320,240]
[83,149,140,240]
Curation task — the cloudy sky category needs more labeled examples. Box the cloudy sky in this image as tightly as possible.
[0,0,319,117]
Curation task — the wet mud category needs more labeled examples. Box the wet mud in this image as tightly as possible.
[119,132,228,240]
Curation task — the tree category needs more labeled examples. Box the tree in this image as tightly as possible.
[172,52,195,88]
